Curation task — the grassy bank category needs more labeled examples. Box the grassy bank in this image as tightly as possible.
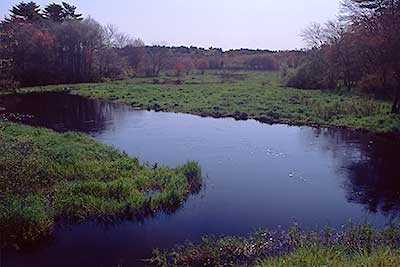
[149,223,400,267]
[18,71,400,133]
[258,246,400,267]
[0,122,202,248]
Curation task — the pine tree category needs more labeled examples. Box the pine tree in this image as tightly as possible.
[9,1,43,22]
[62,2,82,21]
[43,3,64,23]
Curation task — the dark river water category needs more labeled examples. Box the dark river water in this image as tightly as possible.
[1,92,400,267]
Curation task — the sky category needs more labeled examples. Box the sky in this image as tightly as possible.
[0,0,342,50]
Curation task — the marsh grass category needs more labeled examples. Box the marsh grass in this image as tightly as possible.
[148,223,400,267]
[18,71,400,133]
[0,122,202,247]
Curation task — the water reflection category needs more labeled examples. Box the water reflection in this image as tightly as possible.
[300,128,400,217]
[0,91,136,134]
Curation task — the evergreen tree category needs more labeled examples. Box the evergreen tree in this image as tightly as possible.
[62,2,82,21]
[43,3,64,23]
[9,1,43,22]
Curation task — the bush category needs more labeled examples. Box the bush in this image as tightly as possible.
[283,50,336,90]
[285,62,329,89]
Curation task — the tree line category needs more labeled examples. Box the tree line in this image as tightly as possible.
[0,1,147,87]
[0,1,304,89]
[283,0,400,113]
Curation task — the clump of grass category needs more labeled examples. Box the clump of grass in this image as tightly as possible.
[148,223,400,267]
[0,122,202,248]
[177,161,202,192]
[1,194,53,246]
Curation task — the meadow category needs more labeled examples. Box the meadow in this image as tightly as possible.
[19,70,400,133]
[0,122,201,248]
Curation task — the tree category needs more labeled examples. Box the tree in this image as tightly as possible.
[61,2,82,21]
[97,47,127,79]
[10,22,56,85]
[9,1,43,22]
[300,22,327,49]
[121,39,145,72]
[175,62,185,77]
[1,1,144,85]
[323,21,363,91]
[0,22,17,90]
[43,2,82,22]
[103,24,137,49]
[51,18,104,83]
[145,46,168,77]
[342,0,400,113]
[43,3,64,22]
[245,56,277,71]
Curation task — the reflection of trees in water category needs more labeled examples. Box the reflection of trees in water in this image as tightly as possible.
[301,127,400,217]
[344,140,400,216]
[0,92,134,133]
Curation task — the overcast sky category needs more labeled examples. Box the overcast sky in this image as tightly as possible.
[0,0,341,50]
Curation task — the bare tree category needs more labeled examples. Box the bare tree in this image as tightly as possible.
[103,24,136,49]
[146,45,168,77]
[122,39,145,72]
[300,22,327,49]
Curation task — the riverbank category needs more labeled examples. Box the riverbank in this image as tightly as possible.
[0,122,202,248]
[17,71,400,134]
[149,223,400,267]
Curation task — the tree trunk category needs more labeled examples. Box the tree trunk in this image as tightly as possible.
[392,72,400,114]
[392,87,400,114]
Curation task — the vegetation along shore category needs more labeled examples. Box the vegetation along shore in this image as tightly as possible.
[149,223,400,267]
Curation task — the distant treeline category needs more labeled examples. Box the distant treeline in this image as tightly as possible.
[284,0,400,113]
[0,1,303,88]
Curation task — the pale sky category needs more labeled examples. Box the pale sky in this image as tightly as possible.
[0,0,341,50]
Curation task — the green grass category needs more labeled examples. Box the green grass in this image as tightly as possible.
[257,246,400,267]
[0,122,202,247]
[18,70,400,133]
[149,223,400,267]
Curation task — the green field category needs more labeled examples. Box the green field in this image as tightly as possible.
[19,71,400,133]
[0,122,201,247]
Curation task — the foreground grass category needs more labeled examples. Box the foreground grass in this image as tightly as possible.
[0,122,202,247]
[258,246,400,267]
[149,223,400,267]
[19,71,400,133]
